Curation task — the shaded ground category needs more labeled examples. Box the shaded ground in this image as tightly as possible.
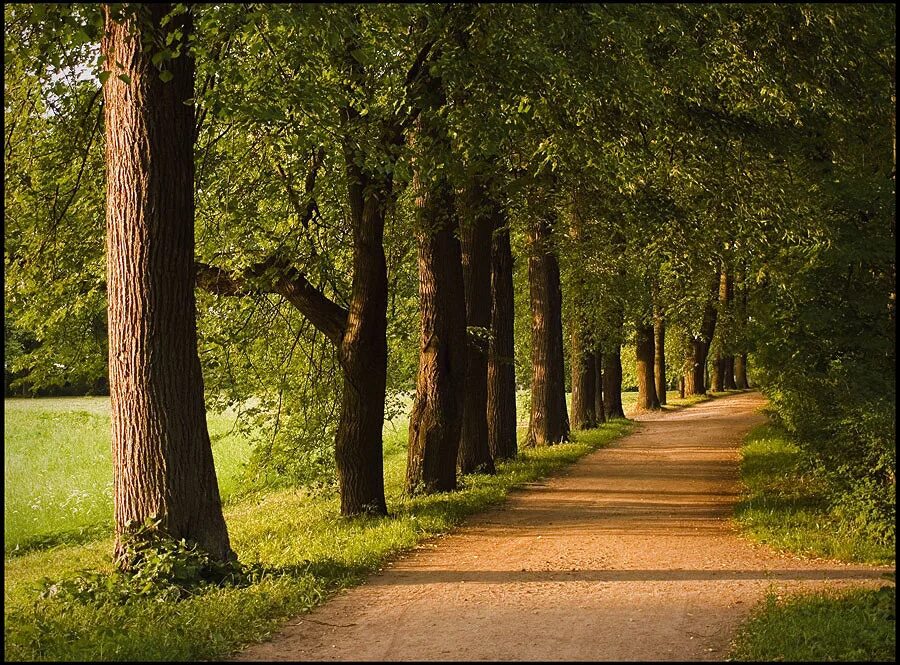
[234,392,893,661]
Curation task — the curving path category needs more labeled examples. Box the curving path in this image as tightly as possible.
[233,392,893,661]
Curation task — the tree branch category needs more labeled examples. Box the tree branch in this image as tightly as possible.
[195,258,348,346]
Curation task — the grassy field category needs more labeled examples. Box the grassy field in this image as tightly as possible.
[730,418,896,661]
[4,398,252,554]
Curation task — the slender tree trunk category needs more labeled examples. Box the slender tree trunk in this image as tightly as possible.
[406,120,470,493]
[457,178,496,475]
[488,221,517,460]
[525,214,569,446]
[679,375,685,399]
[603,346,626,419]
[570,327,597,429]
[594,348,606,423]
[103,4,232,564]
[654,309,667,405]
[634,322,660,411]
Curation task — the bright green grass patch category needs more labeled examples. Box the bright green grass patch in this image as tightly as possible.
[4,398,252,555]
[730,585,896,662]
[734,422,894,565]
[3,420,633,661]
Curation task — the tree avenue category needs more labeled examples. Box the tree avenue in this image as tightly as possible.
[5,3,894,570]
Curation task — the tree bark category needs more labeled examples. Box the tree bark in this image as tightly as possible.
[406,117,471,492]
[735,353,749,389]
[487,215,518,461]
[594,349,606,423]
[711,355,725,392]
[457,178,496,475]
[103,4,232,564]
[723,355,736,390]
[335,160,390,515]
[570,327,597,429]
[603,346,626,419]
[634,322,660,411]
[654,309,667,405]
[684,275,720,396]
[525,214,569,446]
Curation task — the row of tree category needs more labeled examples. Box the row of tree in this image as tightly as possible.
[5,3,894,561]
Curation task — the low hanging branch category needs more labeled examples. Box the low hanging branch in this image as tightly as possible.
[195,258,348,347]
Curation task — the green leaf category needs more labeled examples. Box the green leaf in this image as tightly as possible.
[117,74,131,84]
[159,70,174,83]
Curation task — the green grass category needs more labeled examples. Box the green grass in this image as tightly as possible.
[4,397,253,555]
[731,417,896,661]
[730,586,896,662]
[734,421,894,565]
[3,419,634,661]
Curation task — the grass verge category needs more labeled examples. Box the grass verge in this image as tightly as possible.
[730,586,895,662]
[4,420,634,661]
[731,417,896,661]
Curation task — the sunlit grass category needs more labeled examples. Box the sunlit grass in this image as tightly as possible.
[730,586,896,662]
[4,397,252,554]
[734,422,894,565]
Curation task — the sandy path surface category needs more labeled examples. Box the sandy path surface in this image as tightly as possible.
[233,392,893,661]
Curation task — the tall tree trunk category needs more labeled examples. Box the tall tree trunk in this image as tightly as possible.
[735,353,749,389]
[457,179,496,475]
[634,322,660,411]
[488,221,518,460]
[654,309,667,405]
[525,214,569,446]
[603,346,626,419]
[103,4,232,564]
[336,163,390,515]
[594,347,606,423]
[406,120,470,492]
[570,327,597,429]
[711,355,724,392]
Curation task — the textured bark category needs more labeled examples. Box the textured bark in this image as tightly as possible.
[654,311,667,405]
[103,4,232,563]
[335,158,390,515]
[603,346,626,419]
[594,350,606,423]
[634,322,661,412]
[570,327,597,430]
[525,215,570,446]
[406,122,471,492]
[457,179,496,475]
[488,222,518,460]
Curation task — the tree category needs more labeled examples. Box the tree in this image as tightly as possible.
[103,3,232,563]
[525,204,569,446]
[488,215,518,460]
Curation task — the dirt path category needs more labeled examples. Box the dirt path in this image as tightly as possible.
[233,392,893,661]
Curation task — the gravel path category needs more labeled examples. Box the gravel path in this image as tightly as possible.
[233,392,893,661]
